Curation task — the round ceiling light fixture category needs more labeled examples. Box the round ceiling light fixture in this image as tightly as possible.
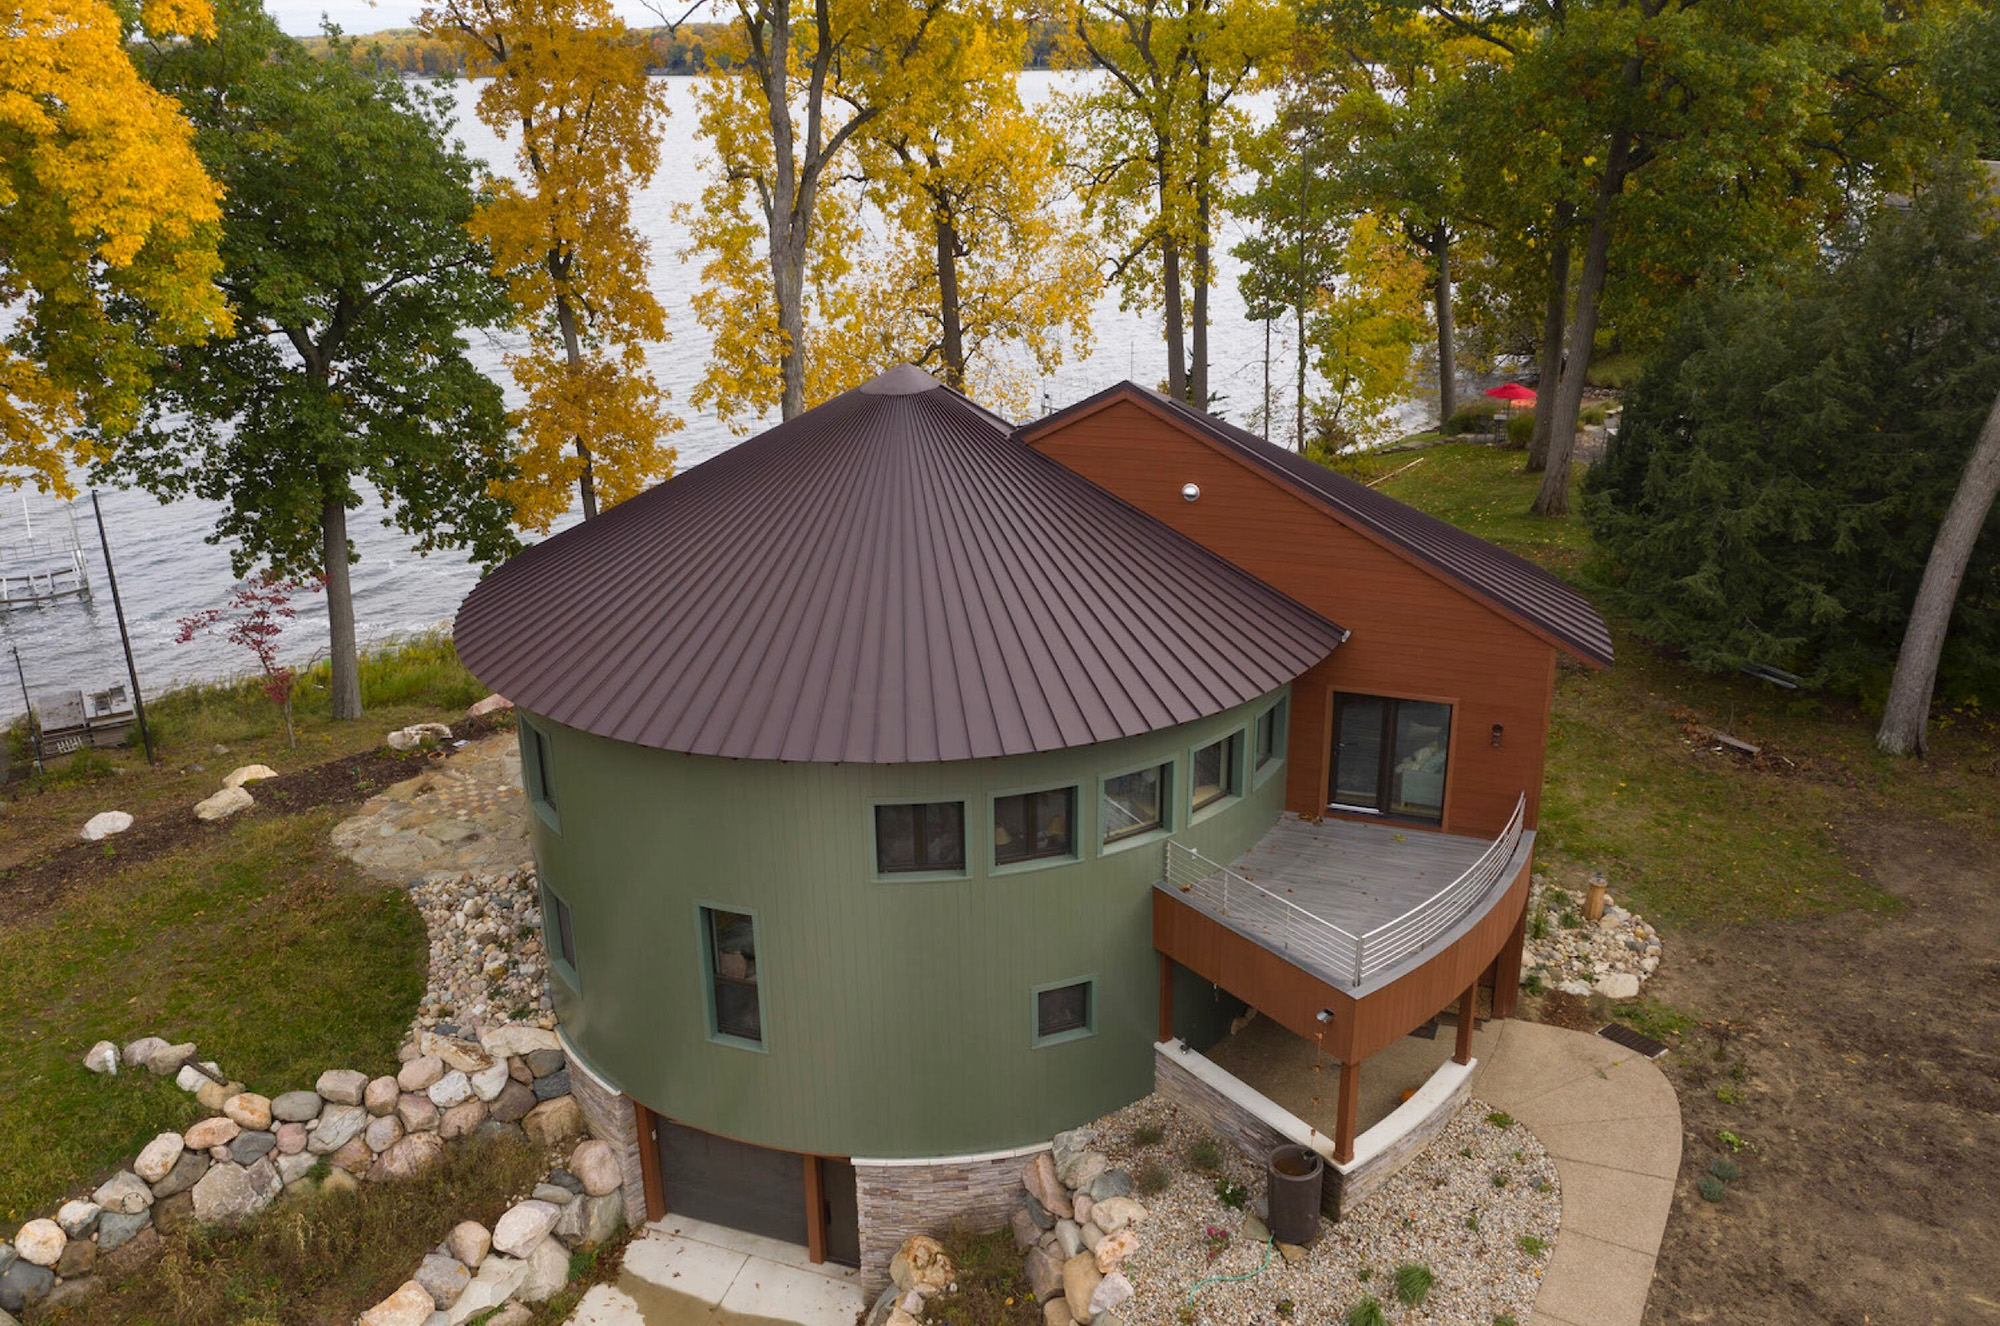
[1181,482,1201,502]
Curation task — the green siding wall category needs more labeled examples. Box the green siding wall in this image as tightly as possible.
[525,690,1289,1160]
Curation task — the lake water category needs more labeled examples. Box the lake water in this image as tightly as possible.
[0,72,1442,725]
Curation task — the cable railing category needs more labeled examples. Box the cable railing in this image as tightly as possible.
[1164,792,1528,987]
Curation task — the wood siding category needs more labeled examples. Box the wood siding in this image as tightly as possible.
[1152,853,1532,1065]
[1029,399,1561,838]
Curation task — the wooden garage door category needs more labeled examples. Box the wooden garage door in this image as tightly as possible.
[658,1120,808,1247]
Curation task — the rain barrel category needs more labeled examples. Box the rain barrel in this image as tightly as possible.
[1266,1144,1324,1245]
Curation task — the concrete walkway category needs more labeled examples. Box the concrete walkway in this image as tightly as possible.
[567,1217,867,1326]
[1470,1019,1683,1326]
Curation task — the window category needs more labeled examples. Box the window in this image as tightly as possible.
[1191,733,1241,812]
[521,720,559,827]
[1034,980,1093,1044]
[703,907,762,1046]
[545,885,577,979]
[994,787,1075,865]
[1102,763,1169,844]
[1255,701,1286,769]
[1331,694,1451,822]
[875,802,966,874]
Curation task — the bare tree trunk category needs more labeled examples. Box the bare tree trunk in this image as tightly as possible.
[555,293,597,518]
[1528,208,1572,473]
[1433,231,1455,424]
[320,490,362,721]
[1533,128,1629,518]
[1190,74,1211,410]
[1163,238,1187,401]
[935,208,965,388]
[1877,391,2000,756]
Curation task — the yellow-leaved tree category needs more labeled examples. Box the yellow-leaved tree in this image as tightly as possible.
[1,0,231,495]
[422,0,678,527]
[1308,213,1429,452]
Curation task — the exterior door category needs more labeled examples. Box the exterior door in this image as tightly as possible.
[818,1157,861,1268]
[658,1120,807,1247]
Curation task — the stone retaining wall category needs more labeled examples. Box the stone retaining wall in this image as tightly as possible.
[560,1033,648,1227]
[1330,1059,1474,1217]
[853,1143,1051,1291]
[1154,1042,1293,1163]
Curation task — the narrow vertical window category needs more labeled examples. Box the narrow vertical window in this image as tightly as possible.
[543,884,578,985]
[1255,701,1286,770]
[521,719,560,829]
[1191,733,1241,811]
[704,907,762,1045]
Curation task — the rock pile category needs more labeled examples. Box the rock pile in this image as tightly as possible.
[1009,1130,1150,1326]
[1520,873,1662,1000]
[8,1024,603,1319]
[411,867,555,1033]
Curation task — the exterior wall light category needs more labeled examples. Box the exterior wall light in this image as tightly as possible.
[1491,723,1504,748]
[1315,1009,1333,1023]
[1181,482,1201,502]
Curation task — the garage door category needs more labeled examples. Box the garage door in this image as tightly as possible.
[658,1120,808,1247]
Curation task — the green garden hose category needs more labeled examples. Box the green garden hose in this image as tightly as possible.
[1185,1235,1276,1310]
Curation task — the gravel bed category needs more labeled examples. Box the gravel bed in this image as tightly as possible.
[410,865,557,1036]
[1086,1093,1559,1326]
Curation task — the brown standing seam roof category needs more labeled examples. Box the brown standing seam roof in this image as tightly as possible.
[1024,384,1614,668]
[454,364,1347,764]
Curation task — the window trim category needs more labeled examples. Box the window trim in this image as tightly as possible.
[1098,757,1174,852]
[543,882,579,991]
[868,796,971,882]
[1253,696,1288,789]
[697,901,769,1054]
[1327,691,1456,826]
[1188,730,1245,822]
[1030,975,1097,1048]
[988,783,1082,874]
[520,718,561,833]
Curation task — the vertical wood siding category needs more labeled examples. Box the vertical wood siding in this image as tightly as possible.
[1027,400,1561,838]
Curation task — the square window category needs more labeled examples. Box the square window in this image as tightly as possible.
[1035,981,1092,1042]
[1191,733,1241,811]
[704,907,762,1045]
[1102,763,1169,843]
[875,801,966,874]
[994,787,1075,865]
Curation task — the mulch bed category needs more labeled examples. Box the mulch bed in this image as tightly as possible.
[0,713,511,923]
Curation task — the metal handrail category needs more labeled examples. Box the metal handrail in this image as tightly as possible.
[1165,839,1365,985]
[1358,794,1527,975]
[1163,792,1527,988]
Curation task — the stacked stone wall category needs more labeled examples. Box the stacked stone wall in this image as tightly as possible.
[560,1036,649,1227]
[853,1145,1050,1291]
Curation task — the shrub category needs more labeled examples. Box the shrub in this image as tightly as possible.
[1528,910,1549,941]
[1490,1171,1509,1189]
[1393,1263,1435,1307]
[1710,1157,1741,1182]
[1698,1174,1728,1202]
[1131,1123,1164,1148]
[1507,410,1535,448]
[1517,1234,1548,1258]
[1496,1315,1520,1326]
[1715,1083,1745,1106]
[1441,400,1504,435]
[1136,1161,1172,1197]
[1580,402,1610,426]
[1276,1299,1295,1317]
[1186,1137,1225,1174]
[1345,1295,1390,1326]
[1716,1130,1748,1153]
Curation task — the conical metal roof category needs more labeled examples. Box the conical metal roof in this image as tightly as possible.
[455,366,1345,763]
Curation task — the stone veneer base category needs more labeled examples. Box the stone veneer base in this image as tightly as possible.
[559,1030,649,1225]
[850,1142,1052,1291]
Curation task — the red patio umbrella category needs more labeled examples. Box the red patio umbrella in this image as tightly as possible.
[1484,382,1537,431]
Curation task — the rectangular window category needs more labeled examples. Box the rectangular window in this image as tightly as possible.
[1102,764,1168,843]
[521,720,559,827]
[545,885,577,980]
[875,802,966,874]
[1331,694,1451,822]
[704,907,762,1045]
[1191,733,1241,812]
[994,787,1075,865]
[1035,980,1093,1044]
[1255,701,1285,769]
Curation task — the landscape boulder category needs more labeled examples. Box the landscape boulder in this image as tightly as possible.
[1023,1153,1073,1220]
[398,1054,445,1093]
[221,764,278,789]
[11,1222,62,1269]
[386,722,453,751]
[194,786,253,821]
[54,1201,100,1239]
[192,1162,270,1222]
[518,1235,571,1303]
[397,1093,441,1133]
[121,1036,167,1068]
[479,1024,558,1058]
[492,1201,561,1258]
[93,1171,153,1214]
[308,1104,367,1154]
[83,1040,120,1074]
[447,1220,492,1270]
[570,1139,623,1197]
[370,1132,445,1182]
[81,811,133,841]
[364,1075,401,1116]
[888,1235,953,1296]
[427,1070,474,1109]
[145,1041,196,1075]
[470,1061,511,1103]
[1061,1253,1102,1324]
[467,693,513,718]
[151,1150,210,1199]
[94,1211,151,1251]
[316,1069,369,1105]
[415,1253,471,1308]
[184,1116,241,1150]
[357,1280,435,1326]
[134,1132,185,1183]
[224,1092,274,1130]
[521,1096,585,1149]
[271,1090,323,1123]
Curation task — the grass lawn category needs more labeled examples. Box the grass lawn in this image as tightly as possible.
[1355,443,1998,928]
[0,810,426,1226]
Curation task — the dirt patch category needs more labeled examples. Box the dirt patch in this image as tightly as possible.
[0,714,510,923]
[1640,815,2000,1324]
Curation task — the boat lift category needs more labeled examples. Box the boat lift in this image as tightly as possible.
[0,489,92,607]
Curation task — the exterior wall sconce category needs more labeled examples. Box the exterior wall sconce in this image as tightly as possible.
[1315,1009,1333,1023]
[1181,482,1201,502]
[1490,723,1504,748]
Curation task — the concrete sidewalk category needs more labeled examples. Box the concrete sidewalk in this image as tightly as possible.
[1470,1019,1683,1326]
[566,1217,867,1326]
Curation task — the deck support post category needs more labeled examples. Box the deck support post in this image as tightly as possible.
[1158,954,1175,1043]
[1454,983,1477,1065]
[1490,891,1529,1021]
[634,1100,665,1222]
[1334,1058,1360,1164]
[804,1154,827,1265]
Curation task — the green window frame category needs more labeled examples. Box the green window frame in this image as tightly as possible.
[1101,761,1171,845]
[1031,977,1095,1047]
[520,718,561,832]
[993,786,1077,867]
[700,905,765,1051]
[1255,698,1287,772]
[874,801,967,875]
[543,883,578,988]
[1190,732,1242,814]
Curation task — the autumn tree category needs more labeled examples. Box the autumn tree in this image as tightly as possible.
[1,0,230,495]
[1063,0,1290,408]
[107,7,519,721]
[422,0,679,528]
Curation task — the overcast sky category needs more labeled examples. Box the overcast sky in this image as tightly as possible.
[266,0,696,36]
